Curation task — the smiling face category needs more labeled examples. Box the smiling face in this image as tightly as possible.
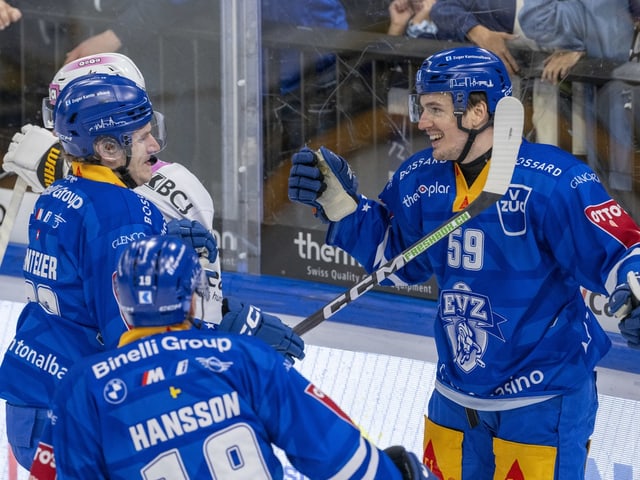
[416,92,492,163]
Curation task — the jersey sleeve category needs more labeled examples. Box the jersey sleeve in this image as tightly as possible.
[327,158,437,285]
[245,340,402,478]
[326,195,392,269]
[540,160,640,295]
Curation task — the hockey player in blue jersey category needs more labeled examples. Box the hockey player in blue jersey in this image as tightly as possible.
[289,46,640,479]
[0,70,220,470]
[4,52,304,348]
[0,54,305,470]
[29,235,430,480]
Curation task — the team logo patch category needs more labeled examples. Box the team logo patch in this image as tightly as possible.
[142,367,165,386]
[585,199,640,248]
[439,282,507,373]
[497,185,531,236]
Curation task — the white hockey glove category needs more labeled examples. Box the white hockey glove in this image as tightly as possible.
[288,146,359,223]
[3,124,68,193]
[193,256,224,326]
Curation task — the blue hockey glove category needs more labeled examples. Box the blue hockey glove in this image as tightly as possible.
[288,146,359,223]
[166,219,218,263]
[383,446,431,479]
[609,271,640,349]
[220,298,305,361]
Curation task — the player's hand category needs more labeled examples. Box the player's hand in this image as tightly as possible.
[220,298,305,361]
[609,271,640,349]
[288,146,359,223]
[193,257,224,326]
[3,124,68,193]
[383,446,431,479]
[166,219,218,263]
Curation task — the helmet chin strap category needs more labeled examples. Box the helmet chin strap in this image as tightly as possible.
[454,115,493,164]
[113,154,159,189]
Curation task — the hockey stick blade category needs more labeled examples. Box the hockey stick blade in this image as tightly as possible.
[293,96,524,336]
[0,176,28,267]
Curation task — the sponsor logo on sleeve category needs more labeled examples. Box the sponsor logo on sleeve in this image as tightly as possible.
[30,442,56,480]
[585,199,640,248]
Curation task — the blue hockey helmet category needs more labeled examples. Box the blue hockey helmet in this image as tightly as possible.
[114,236,203,328]
[53,73,164,158]
[410,46,512,121]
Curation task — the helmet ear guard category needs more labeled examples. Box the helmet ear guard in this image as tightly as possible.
[94,136,123,161]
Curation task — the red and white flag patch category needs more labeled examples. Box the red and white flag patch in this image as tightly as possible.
[585,199,640,248]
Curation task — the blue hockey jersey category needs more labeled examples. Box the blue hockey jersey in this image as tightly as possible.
[0,163,167,407]
[328,139,638,409]
[50,329,404,479]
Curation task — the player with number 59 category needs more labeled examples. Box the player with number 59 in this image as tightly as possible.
[288,46,640,480]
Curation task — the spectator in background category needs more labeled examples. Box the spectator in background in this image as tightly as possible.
[518,0,640,203]
[387,0,527,77]
[518,0,638,83]
[387,0,437,38]
[387,0,640,157]
[0,0,20,30]
[262,0,349,173]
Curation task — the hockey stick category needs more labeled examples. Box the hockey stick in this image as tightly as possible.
[294,96,524,336]
[0,176,28,267]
